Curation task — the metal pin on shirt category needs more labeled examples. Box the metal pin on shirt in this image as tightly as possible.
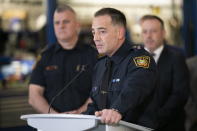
[76,65,80,72]
[101,90,108,94]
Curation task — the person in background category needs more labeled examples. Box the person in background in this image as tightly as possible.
[28,4,97,114]
[85,8,158,129]
[0,18,8,56]
[0,18,9,90]
[140,14,189,131]
[185,55,197,131]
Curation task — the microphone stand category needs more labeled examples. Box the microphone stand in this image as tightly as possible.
[48,65,87,113]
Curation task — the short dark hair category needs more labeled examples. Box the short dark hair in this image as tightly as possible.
[94,8,126,29]
[55,4,76,14]
[140,15,164,29]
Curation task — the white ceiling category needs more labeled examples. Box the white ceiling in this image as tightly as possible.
[70,0,182,6]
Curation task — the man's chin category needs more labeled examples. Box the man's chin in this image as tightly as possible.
[97,50,106,55]
[145,44,155,49]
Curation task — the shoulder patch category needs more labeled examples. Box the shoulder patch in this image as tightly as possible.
[133,56,150,68]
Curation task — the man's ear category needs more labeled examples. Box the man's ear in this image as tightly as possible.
[76,22,81,34]
[118,27,126,40]
[163,29,166,37]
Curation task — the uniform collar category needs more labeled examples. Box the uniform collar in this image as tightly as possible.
[110,40,132,65]
[54,43,63,52]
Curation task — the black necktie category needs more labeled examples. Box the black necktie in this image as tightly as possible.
[150,52,156,57]
[150,52,156,62]
[99,58,112,109]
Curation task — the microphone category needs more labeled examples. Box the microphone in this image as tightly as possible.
[48,64,88,113]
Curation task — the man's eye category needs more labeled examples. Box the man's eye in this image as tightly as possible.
[152,30,158,33]
[100,30,106,34]
[63,20,69,24]
[142,31,147,34]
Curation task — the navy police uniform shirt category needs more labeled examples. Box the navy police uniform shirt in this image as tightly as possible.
[86,41,158,129]
[30,41,97,112]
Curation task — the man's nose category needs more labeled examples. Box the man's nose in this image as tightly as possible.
[59,22,65,28]
[94,32,100,41]
[146,31,152,38]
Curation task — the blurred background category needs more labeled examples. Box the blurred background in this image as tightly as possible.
[0,0,196,130]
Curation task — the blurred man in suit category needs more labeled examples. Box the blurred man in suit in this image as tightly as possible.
[185,56,197,131]
[140,15,190,131]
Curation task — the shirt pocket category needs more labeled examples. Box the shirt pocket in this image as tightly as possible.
[109,79,122,99]
[110,78,122,91]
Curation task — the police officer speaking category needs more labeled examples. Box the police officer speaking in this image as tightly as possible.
[85,8,158,129]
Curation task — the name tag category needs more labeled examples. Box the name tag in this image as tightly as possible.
[112,78,120,83]
[45,65,58,71]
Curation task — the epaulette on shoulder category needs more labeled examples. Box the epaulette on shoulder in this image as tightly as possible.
[40,44,55,54]
[35,44,55,64]
[35,46,49,63]
[131,44,144,50]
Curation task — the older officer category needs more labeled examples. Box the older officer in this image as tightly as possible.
[28,4,97,114]
[85,8,158,129]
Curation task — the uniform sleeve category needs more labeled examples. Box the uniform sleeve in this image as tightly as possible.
[110,55,157,116]
[83,100,98,115]
[29,54,46,87]
[85,61,102,115]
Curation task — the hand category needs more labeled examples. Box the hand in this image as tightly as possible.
[60,98,92,114]
[75,103,88,114]
[64,104,88,114]
[62,109,80,114]
[61,106,86,114]
[65,98,92,114]
[48,108,59,114]
[95,109,122,124]
[63,110,79,114]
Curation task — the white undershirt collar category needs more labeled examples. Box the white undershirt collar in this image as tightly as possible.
[145,45,164,63]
